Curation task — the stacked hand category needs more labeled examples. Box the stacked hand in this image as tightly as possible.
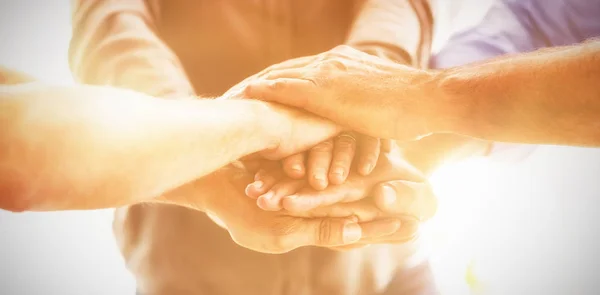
[223,59,393,191]
[201,46,439,253]
[195,150,436,254]
[242,45,444,142]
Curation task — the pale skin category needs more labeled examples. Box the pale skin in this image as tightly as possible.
[179,161,433,253]
[246,41,600,147]
[66,1,424,192]
[0,78,436,253]
[0,82,342,212]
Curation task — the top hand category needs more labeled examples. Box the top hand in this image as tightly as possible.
[243,45,445,142]
[223,66,386,190]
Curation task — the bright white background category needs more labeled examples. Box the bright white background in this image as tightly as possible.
[1,1,599,294]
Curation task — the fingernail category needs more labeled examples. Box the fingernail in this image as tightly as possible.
[253,180,264,189]
[362,163,372,175]
[314,173,326,181]
[314,173,328,188]
[261,191,274,200]
[382,185,396,206]
[343,223,362,243]
[286,194,298,200]
[291,164,303,172]
[332,167,345,177]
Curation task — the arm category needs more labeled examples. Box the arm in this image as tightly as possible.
[347,0,433,67]
[0,83,287,212]
[69,0,194,98]
[435,40,600,147]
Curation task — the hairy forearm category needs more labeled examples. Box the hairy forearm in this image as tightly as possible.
[432,40,600,146]
[0,84,278,212]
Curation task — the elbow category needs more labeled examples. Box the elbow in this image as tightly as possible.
[0,194,33,213]
[0,180,35,213]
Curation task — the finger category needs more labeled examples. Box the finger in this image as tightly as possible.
[371,180,438,221]
[357,135,381,176]
[359,218,420,244]
[295,218,362,247]
[282,184,365,212]
[245,169,283,199]
[244,77,318,110]
[359,218,403,239]
[262,69,307,80]
[224,56,318,99]
[282,153,306,179]
[256,179,306,211]
[381,139,394,153]
[329,133,357,185]
[307,140,334,190]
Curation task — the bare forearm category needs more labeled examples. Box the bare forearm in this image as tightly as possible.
[0,84,278,212]
[433,40,600,146]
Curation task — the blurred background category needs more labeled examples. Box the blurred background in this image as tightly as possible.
[1,1,599,294]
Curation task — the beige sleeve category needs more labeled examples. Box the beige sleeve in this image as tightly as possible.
[69,0,195,98]
[346,0,434,68]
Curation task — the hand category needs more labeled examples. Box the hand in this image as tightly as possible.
[243,154,437,246]
[197,165,402,254]
[243,45,442,141]
[246,152,434,216]
[224,69,385,190]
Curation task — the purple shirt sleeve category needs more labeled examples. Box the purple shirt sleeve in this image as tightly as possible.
[430,0,600,161]
[433,0,600,68]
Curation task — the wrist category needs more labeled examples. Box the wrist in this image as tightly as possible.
[154,168,230,212]
[245,100,285,151]
[423,68,475,136]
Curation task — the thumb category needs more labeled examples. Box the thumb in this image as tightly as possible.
[372,180,438,221]
[244,77,317,110]
[295,218,362,247]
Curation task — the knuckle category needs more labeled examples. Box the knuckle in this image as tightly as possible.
[335,138,357,150]
[333,45,353,54]
[320,59,347,71]
[267,79,288,90]
[311,140,334,152]
[318,219,334,245]
[323,50,338,59]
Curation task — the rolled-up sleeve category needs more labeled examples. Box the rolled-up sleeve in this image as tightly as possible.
[346,0,434,68]
[69,0,195,98]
